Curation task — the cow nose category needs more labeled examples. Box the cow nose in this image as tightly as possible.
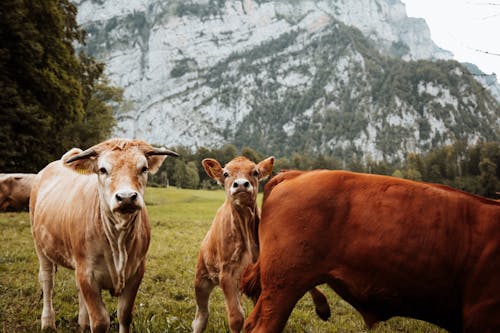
[233,180,250,188]
[115,191,138,204]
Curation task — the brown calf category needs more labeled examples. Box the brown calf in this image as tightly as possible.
[192,156,274,333]
[30,138,177,332]
[192,157,330,333]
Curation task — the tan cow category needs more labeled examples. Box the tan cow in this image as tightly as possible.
[30,138,178,332]
[0,173,36,211]
[192,156,330,333]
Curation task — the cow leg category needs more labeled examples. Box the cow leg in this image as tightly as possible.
[36,250,56,330]
[117,263,145,333]
[220,273,245,333]
[244,287,302,333]
[77,289,90,332]
[308,287,331,320]
[76,269,109,333]
[192,273,215,333]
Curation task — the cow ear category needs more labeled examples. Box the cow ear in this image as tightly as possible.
[202,159,224,183]
[147,155,167,175]
[62,148,97,175]
[257,156,275,180]
[145,147,178,175]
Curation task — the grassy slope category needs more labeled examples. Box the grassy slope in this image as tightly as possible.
[0,187,445,332]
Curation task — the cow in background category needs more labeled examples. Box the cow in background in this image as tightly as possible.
[0,173,36,211]
[243,170,500,333]
[192,157,330,333]
[30,138,178,332]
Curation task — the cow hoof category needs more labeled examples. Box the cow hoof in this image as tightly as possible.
[315,306,331,321]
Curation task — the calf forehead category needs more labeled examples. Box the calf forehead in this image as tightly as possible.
[225,157,256,173]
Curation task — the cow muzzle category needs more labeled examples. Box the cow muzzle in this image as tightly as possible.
[230,179,253,196]
[112,190,143,215]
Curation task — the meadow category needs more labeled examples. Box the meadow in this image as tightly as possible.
[0,187,445,332]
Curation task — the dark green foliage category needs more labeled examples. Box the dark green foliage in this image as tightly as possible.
[0,0,122,172]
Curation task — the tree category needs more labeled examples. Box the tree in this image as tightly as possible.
[0,0,121,172]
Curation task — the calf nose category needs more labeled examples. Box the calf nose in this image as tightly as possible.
[115,191,138,204]
[233,179,250,189]
[233,180,250,189]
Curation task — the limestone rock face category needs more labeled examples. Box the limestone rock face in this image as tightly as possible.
[75,0,499,161]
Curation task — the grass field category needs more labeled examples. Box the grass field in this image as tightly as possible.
[0,187,446,332]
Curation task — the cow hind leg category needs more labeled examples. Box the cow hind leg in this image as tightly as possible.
[192,275,215,333]
[309,287,331,321]
[220,274,245,333]
[36,250,56,330]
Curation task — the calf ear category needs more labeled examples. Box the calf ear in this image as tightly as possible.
[202,159,224,183]
[62,148,97,175]
[257,156,275,180]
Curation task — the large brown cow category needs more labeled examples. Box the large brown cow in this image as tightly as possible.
[243,170,500,333]
[0,173,36,211]
[30,138,178,332]
[192,157,330,333]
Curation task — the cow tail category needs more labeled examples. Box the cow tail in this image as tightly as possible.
[240,260,261,303]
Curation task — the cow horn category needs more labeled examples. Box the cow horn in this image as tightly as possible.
[146,148,179,157]
[65,149,98,164]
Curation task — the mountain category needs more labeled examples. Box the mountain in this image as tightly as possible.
[75,0,499,162]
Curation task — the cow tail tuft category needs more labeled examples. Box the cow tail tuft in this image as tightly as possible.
[240,260,261,303]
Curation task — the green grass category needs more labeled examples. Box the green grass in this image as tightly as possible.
[0,187,445,332]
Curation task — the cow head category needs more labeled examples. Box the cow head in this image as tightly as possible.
[202,156,274,206]
[62,138,178,220]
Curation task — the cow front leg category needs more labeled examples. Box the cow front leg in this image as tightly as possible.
[77,289,90,332]
[220,273,245,333]
[192,269,216,333]
[117,263,145,333]
[37,251,56,330]
[76,268,109,333]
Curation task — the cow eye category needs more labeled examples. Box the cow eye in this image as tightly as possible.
[253,170,259,177]
[141,166,149,174]
[99,167,108,175]
[223,172,229,178]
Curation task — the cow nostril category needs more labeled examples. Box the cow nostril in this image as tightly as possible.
[130,193,137,201]
[116,193,123,202]
[244,181,250,188]
[233,182,239,188]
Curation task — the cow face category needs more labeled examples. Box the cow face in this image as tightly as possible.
[63,139,178,219]
[202,156,274,206]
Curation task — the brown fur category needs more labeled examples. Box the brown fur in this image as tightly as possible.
[243,170,500,333]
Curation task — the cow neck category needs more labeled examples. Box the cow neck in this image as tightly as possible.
[230,201,260,261]
[100,208,139,295]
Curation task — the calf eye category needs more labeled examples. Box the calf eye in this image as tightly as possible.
[99,167,108,175]
[223,172,229,178]
[141,166,149,174]
[253,170,259,177]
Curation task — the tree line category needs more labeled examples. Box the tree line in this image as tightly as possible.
[150,141,500,199]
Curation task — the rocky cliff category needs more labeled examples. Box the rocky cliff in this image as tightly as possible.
[75,0,499,162]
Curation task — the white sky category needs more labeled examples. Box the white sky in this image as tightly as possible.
[401,0,500,77]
